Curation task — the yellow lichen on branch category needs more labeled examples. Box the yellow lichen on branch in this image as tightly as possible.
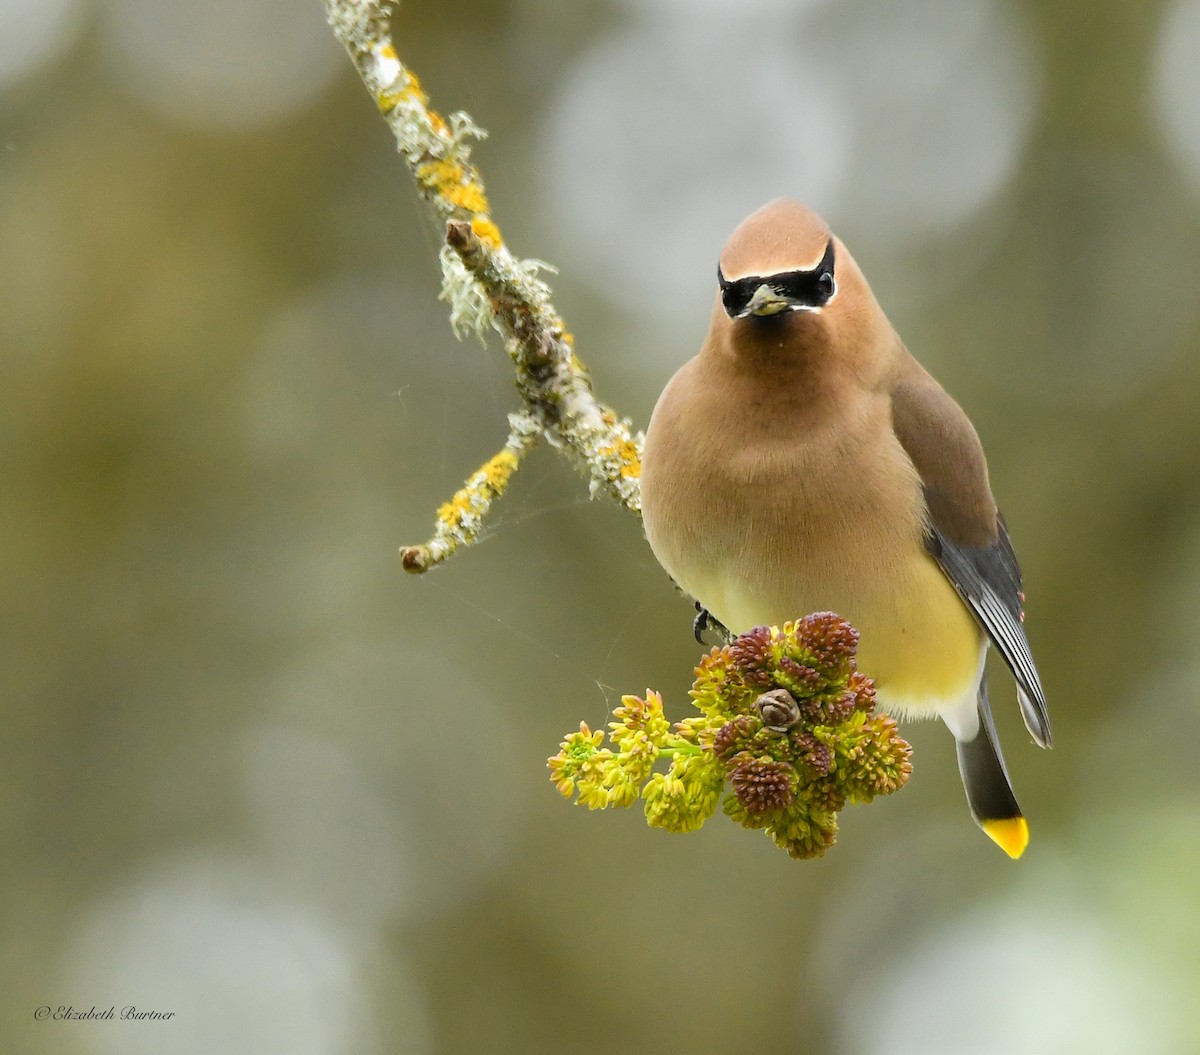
[323,0,643,571]
[326,5,499,249]
[400,414,540,574]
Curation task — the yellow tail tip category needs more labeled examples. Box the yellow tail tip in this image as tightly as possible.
[982,816,1029,859]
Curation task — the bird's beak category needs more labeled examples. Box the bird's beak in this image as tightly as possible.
[741,284,795,318]
[737,283,824,319]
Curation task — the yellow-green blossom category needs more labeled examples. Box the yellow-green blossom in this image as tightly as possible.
[548,613,913,859]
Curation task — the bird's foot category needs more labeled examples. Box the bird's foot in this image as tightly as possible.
[693,602,731,646]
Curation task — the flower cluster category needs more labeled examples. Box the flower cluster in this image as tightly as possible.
[548,613,912,859]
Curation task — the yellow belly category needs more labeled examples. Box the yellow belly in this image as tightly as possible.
[700,550,985,727]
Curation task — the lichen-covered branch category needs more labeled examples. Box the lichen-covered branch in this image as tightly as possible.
[399,412,539,573]
[323,0,643,573]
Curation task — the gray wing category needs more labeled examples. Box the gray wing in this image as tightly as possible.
[925,517,1051,747]
[890,352,1052,748]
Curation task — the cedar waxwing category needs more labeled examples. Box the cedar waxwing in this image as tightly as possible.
[640,198,1050,859]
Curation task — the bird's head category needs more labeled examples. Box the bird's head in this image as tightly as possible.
[710,198,896,382]
[717,198,839,322]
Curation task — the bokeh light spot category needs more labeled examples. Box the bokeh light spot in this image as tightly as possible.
[1154,0,1200,195]
[0,0,84,92]
[537,0,1039,339]
[61,855,432,1055]
[100,0,343,132]
[836,904,1181,1055]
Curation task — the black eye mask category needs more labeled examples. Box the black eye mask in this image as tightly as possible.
[717,238,836,318]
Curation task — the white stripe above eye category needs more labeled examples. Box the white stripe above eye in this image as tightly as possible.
[719,261,829,282]
[720,238,835,283]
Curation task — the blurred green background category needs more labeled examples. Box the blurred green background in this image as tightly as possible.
[4,0,1200,1052]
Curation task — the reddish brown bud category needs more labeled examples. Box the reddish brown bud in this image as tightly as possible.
[727,625,773,678]
[791,731,833,777]
[820,690,856,724]
[730,759,795,814]
[776,656,824,693]
[713,714,759,759]
[847,671,876,713]
[400,546,430,573]
[795,612,859,671]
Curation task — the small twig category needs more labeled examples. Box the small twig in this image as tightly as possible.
[399,412,539,573]
[323,0,643,573]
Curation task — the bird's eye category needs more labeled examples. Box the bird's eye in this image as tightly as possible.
[817,272,835,298]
